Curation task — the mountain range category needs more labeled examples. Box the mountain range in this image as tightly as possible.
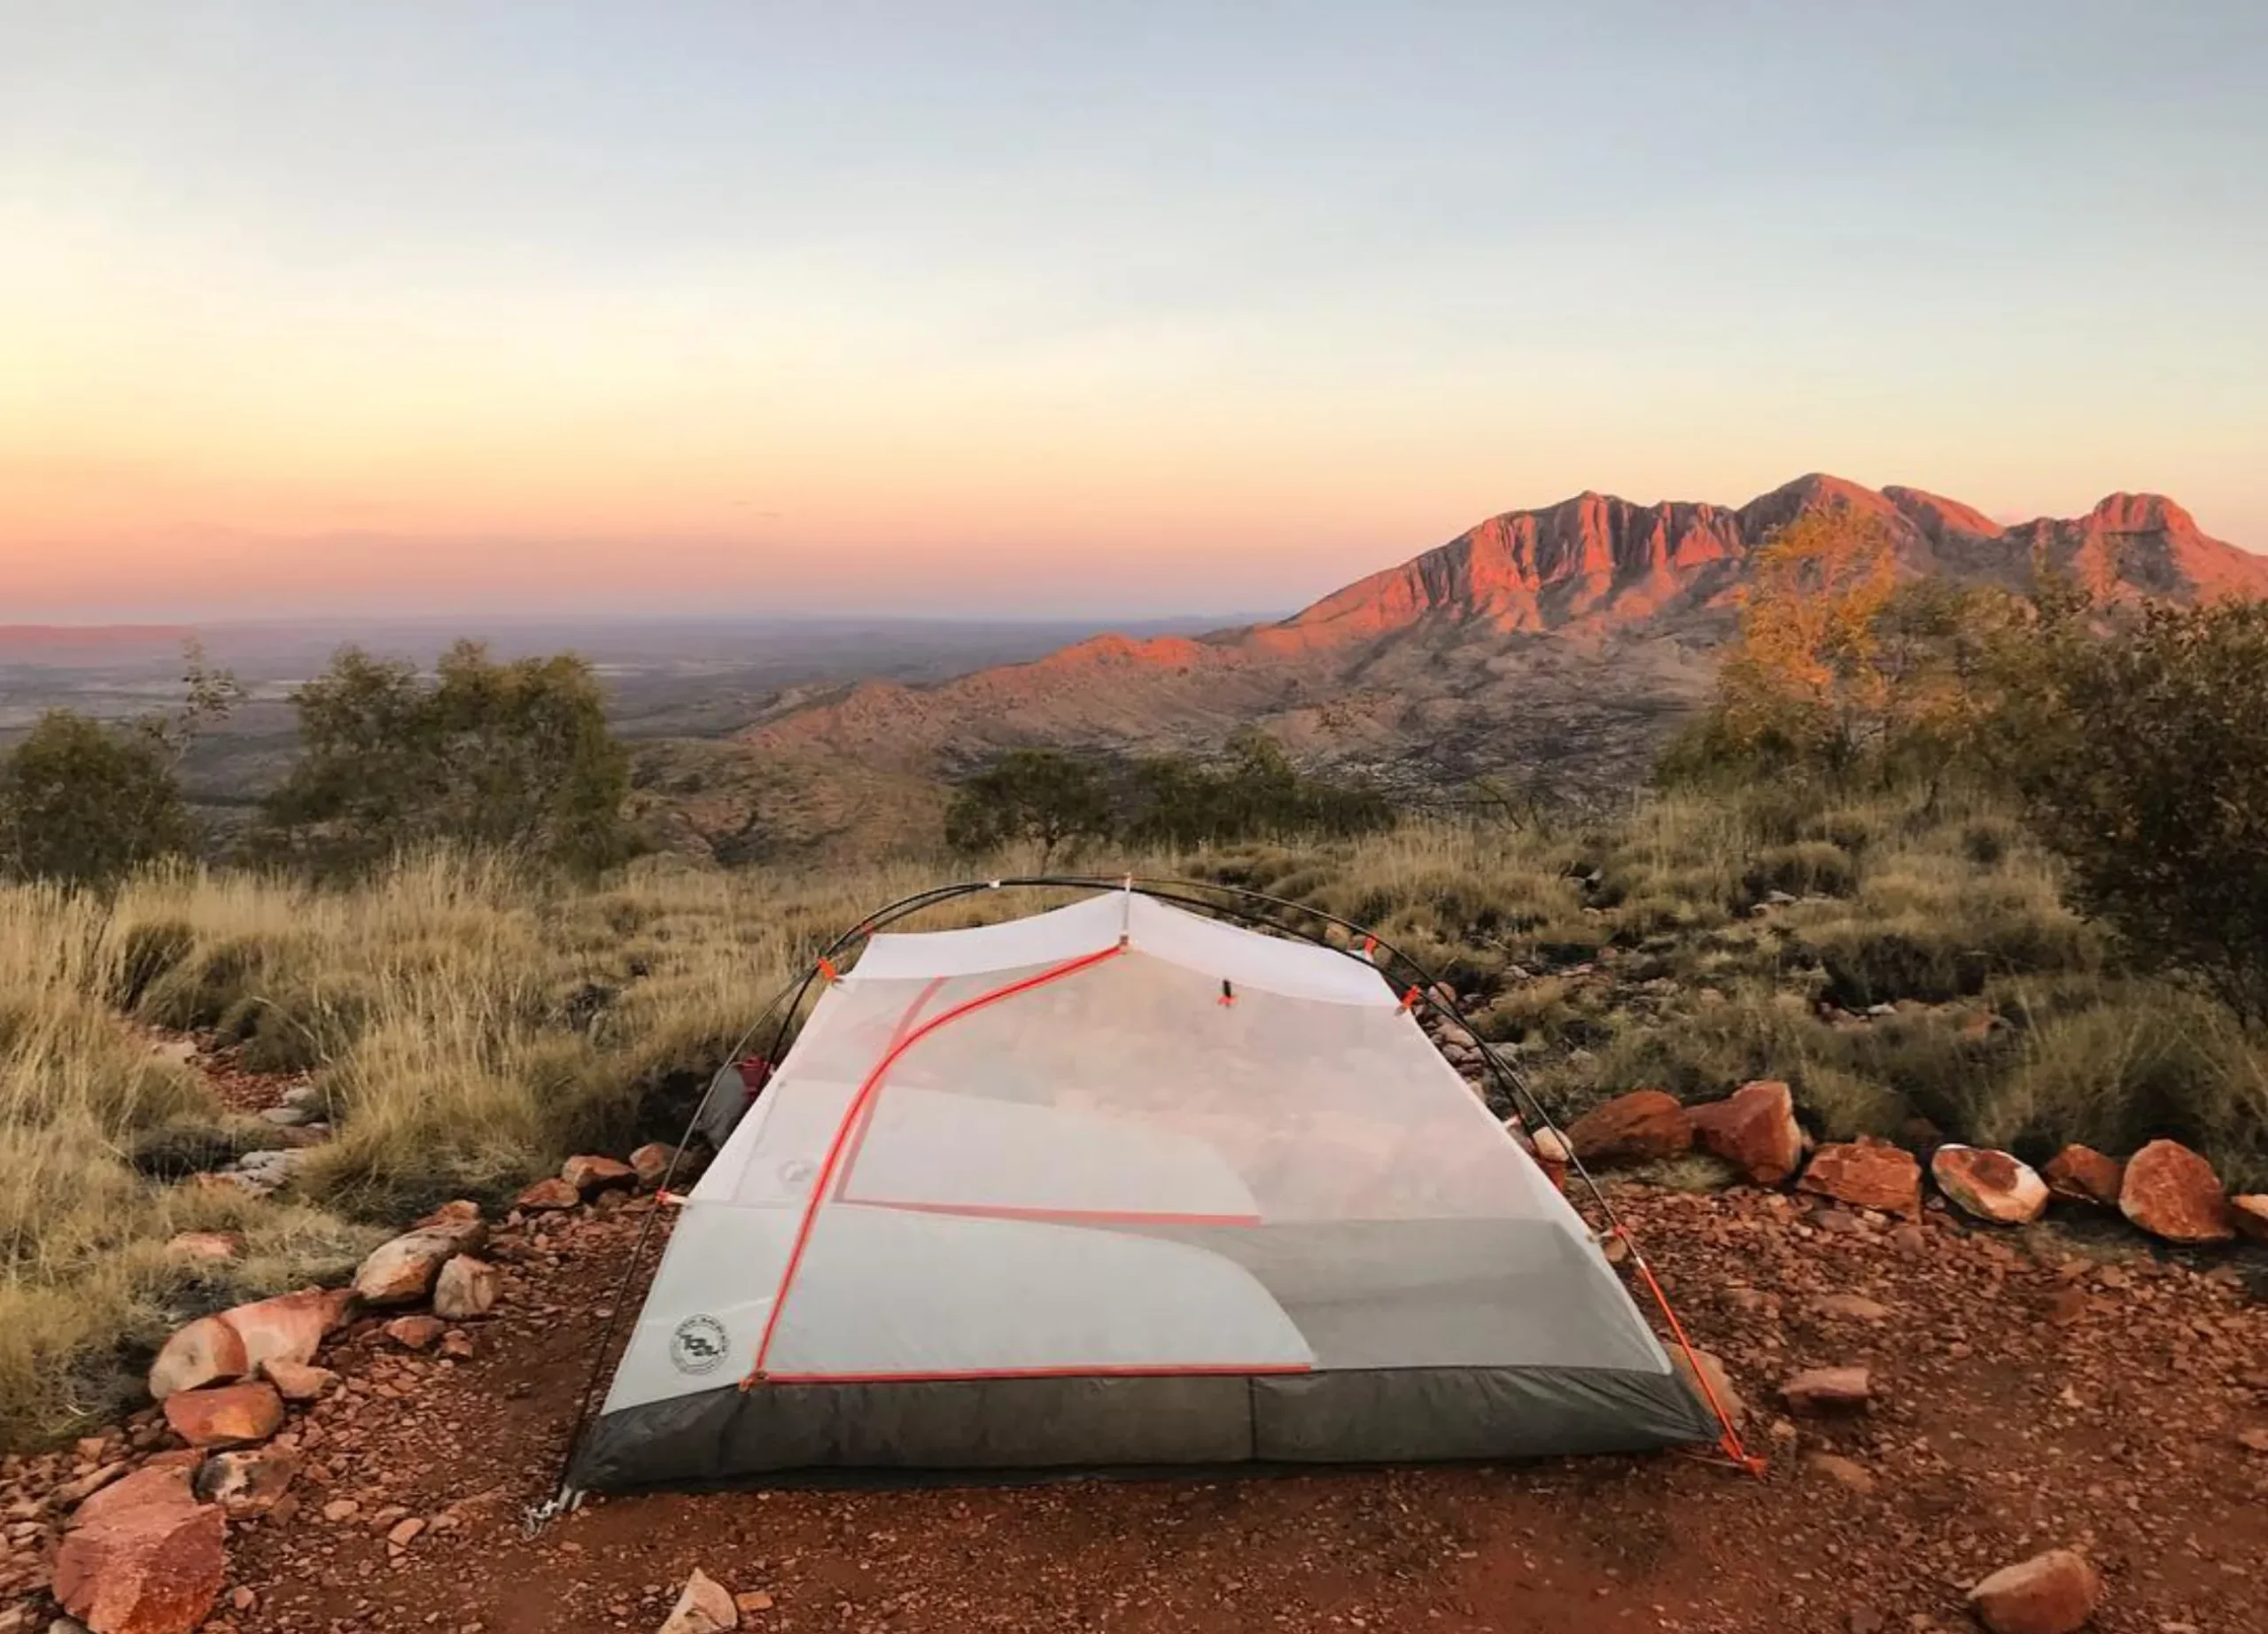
[727,474,2266,822]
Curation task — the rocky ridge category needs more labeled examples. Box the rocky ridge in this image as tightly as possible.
[732,475,2268,808]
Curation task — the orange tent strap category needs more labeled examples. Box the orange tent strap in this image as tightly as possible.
[1616,1226,1767,1480]
[817,956,840,983]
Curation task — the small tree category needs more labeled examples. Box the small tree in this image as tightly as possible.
[1703,507,1901,779]
[0,641,243,888]
[0,712,198,887]
[260,640,630,877]
[2008,597,2268,1023]
[943,749,1113,866]
[1124,730,1394,848]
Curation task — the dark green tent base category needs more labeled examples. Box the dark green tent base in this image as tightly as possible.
[567,1364,1715,1494]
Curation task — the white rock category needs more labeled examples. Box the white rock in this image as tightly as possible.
[658,1568,739,1634]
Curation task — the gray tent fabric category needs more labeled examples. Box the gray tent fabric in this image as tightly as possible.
[569,892,1716,1490]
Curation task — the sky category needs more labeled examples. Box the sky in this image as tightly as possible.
[4,2,2265,621]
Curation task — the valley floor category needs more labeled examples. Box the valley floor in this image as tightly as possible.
[214,1187,2267,1634]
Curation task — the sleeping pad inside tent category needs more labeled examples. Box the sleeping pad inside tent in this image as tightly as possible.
[567,890,1714,1490]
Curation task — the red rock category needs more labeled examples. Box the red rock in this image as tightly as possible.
[2229,1194,2268,1241]
[1687,1080,1803,1185]
[161,1382,284,1450]
[1966,1548,2101,1634]
[53,1466,226,1634]
[514,1177,581,1211]
[53,1459,132,1510]
[1810,1294,1891,1322]
[383,1315,446,1351]
[1803,1451,1876,1495]
[1780,1366,1872,1412]
[1931,1145,2048,1225]
[2042,1145,2124,1207]
[1524,1126,1572,1193]
[439,1327,477,1360]
[260,1358,338,1402]
[191,1448,299,1518]
[1565,1090,1692,1165]
[629,1143,677,1190]
[1668,1347,1747,1429]
[220,1288,342,1376]
[659,1568,739,1634]
[2118,1140,2233,1243]
[146,1316,249,1403]
[562,1154,639,1194]
[1798,1140,1921,1217]
[409,1200,489,1252]
[353,1230,462,1303]
[432,1256,499,1320]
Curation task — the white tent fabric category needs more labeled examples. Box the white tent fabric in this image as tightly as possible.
[577,889,1708,1484]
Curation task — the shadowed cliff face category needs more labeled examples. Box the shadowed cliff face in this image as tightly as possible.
[736,473,2267,805]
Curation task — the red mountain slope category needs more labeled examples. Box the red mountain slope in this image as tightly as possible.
[741,474,2266,793]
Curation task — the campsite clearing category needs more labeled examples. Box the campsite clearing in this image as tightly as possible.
[209,1185,2268,1634]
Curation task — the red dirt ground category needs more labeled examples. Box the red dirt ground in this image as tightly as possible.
[199,1185,2267,1634]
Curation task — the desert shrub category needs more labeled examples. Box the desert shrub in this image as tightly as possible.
[0,712,198,889]
[944,749,1114,865]
[1124,731,1395,850]
[135,936,268,1031]
[125,1117,268,1181]
[113,917,196,1008]
[2007,598,2268,1024]
[260,641,631,879]
[1665,507,2033,795]
[1742,841,1857,903]
[1961,820,2014,868]
[1984,980,2268,1187]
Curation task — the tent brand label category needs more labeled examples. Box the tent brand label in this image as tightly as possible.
[670,1315,730,1375]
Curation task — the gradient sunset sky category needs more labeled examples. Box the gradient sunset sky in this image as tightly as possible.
[5,3,2264,620]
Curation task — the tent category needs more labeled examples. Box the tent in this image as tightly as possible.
[566,889,1715,1490]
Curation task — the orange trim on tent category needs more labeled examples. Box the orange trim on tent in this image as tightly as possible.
[760,1361,1312,1386]
[850,1199,1263,1228]
[743,944,1128,1386]
[828,976,948,1203]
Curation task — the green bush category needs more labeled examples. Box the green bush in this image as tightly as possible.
[260,641,631,879]
[0,713,198,889]
[2008,598,2268,1024]
[944,749,1113,865]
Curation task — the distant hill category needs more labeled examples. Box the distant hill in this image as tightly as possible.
[735,475,2268,816]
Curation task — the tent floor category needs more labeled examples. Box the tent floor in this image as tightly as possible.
[567,1363,1714,1492]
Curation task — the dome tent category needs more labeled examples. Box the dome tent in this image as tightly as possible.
[564,885,1720,1492]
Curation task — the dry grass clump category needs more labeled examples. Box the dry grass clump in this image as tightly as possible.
[0,880,381,1441]
[1216,785,2266,1187]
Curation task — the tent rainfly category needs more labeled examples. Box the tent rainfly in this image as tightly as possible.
[566,889,1716,1490]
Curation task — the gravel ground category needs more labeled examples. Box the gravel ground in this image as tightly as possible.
[175,1184,2268,1634]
